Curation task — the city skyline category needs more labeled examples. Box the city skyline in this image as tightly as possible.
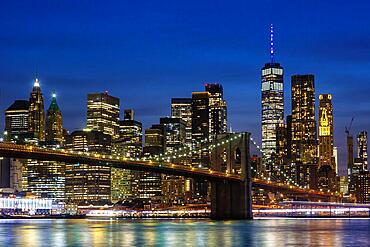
[1,1,370,176]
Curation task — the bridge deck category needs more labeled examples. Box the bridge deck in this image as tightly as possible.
[0,143,242,182]
[0,143,340,199]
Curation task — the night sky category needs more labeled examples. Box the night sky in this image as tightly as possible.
[1,1,370,174]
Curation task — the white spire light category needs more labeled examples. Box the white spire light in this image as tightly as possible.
[34,78,40,87]
[270,24,274,63]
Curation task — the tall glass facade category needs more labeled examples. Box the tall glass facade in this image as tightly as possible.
[261,63,284,173]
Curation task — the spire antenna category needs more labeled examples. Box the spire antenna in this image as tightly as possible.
[270,24,274,63]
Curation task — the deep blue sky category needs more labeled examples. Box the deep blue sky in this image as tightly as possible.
[1,0,370,174]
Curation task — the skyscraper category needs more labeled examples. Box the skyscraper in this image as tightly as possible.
[4,100,30,143]
[111,109,143,202]
[171,98,192,147]
[87,92,120,139]
[350,131,368,198]
[291,74,317,188]
[191,91,210,199]
[45,93,63,145]
[170,98,193,198]
[357,131,368,170]
[28,78,45,141]
[160,117,186,205]
[191,92,210,168]
[261,25,284,174]
[318,94,336,190]
[205,83,227,139]
[65,130,112,205]
[139,125,165,199]
[275,123,288,182]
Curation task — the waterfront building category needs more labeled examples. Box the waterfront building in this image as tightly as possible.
[45,94,63,145]
[65,130,112,205]
[4,100,30,143]
[28,78,45,141]
[22,159,65,203]
[291,74,317,188]
[111,109,143,203]
[261,25,284,175]
[317,94,336,190]
[87,92,120,139]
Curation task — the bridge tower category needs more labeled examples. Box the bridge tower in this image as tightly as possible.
[210,132,252,220]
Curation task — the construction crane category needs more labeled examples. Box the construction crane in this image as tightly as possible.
[345,117,354,136]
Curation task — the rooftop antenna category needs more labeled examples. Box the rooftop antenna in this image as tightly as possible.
[270,24,274,63]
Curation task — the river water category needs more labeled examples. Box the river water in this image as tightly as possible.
[0,218,369,246]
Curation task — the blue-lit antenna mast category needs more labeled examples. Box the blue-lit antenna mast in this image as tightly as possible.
[270,24,274,63]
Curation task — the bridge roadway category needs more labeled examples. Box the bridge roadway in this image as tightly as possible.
[0,143,241,182]
[0,143,337,199]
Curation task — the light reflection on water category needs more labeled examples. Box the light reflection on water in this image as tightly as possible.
[0,218,369,246]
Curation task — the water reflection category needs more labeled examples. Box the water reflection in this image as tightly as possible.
[0,219,369,246]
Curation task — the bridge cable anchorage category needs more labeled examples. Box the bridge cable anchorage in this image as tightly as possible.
[250,135,302,188]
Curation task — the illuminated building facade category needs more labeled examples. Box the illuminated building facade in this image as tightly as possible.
[160,117,186,205]
[205,83,227,139]
[317,94,336,190]
[87,92,120,139]
[65,130,112,205]
[45,94,63,145]
[22,159,65,203]
[353,171,370,203]
[261,62,284,173]
[275,123,288,182]
[261,25,284,175]
[171,98,192,146]
[139,125,165,199]
[28,78,45,141]
[171,98,193,197]
[4,100,30,143]
[357,131,368,171]
[23,85,66,202]
[111,109,143,202]
[291,74,317,188]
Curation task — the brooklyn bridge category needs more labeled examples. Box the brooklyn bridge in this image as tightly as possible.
[0,132,341,220]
